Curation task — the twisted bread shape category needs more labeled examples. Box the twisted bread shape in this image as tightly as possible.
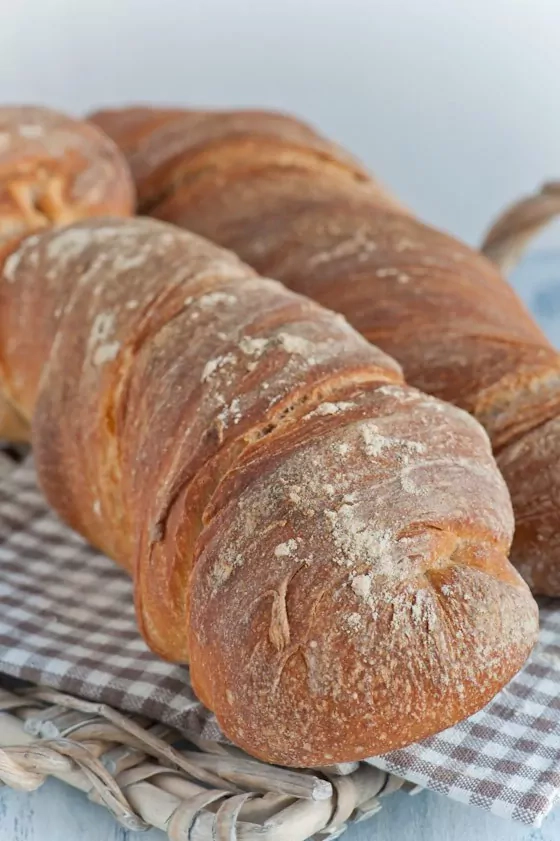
[0,212,537,766]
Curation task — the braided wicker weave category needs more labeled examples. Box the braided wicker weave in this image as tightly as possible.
[0,681,412,839]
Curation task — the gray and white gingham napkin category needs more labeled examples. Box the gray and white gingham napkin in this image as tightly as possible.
[0,458,559,827]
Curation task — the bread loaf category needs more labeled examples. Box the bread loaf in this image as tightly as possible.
[89,105,560,595]
[0,215,537,766]
[0,105,135,439]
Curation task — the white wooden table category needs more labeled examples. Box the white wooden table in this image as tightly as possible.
[1,253,559,841]
[1,778,559,841]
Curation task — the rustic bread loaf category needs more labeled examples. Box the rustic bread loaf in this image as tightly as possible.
[89,105,560,595]
[0,215,537,766]
[0,105,135,439]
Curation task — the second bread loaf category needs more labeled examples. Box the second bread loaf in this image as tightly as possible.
[89,105,560,595]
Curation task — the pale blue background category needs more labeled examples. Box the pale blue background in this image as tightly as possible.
[1,0,560,252]
[1,251,559,841]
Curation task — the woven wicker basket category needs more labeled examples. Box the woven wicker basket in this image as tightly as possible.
[0,680,413,840]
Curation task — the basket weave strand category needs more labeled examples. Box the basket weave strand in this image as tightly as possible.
[0,683,407,840]
[481,181,560,271]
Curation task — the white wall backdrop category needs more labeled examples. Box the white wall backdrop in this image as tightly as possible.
[1,0,559,249]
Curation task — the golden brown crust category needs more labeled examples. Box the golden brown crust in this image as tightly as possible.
[88,105,560,595]
[0,105,135,440]
[90,107,402,215]
[0,106,135,247]
[0,217,538,765]
[188,384,533,764]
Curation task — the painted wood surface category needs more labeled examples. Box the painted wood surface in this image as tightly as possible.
[1,779,560,841]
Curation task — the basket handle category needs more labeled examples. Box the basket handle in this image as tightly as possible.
[481,181,560,273]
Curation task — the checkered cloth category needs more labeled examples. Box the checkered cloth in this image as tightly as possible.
[0,458,559,827]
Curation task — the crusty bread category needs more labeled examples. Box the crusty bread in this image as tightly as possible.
[0,105,135,439]
[89,105,560,595]
[0,215,538,765]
